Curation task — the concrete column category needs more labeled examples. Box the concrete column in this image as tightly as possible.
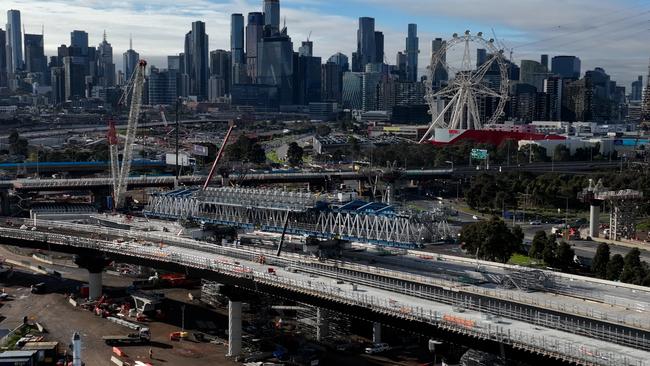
[316,308,329,342]
[589,202,600,238]
[372,322,382,343]
[227,300,242,358]
[88,271,103,300]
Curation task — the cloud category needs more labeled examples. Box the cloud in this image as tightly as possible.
[3,0,647,87]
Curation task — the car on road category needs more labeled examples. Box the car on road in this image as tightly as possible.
[365,342,391,354]
[472,215,479,220]
[529,220,542,225]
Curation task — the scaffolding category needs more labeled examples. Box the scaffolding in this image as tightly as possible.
[295,306,351,342]
[499,269,552,292]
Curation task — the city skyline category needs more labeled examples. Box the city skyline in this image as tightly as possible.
[1,0,648,87]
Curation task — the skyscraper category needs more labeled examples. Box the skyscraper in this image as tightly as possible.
[551,55,581,79]
[0,28,6,87]
[167,55,180,71]
[294,53,321,105]
[246,12,264,82]
[230,14,246,85]
[210,49,231,96]
[322,62,342,103]
[191,21,209,99]
[148,66,178,105]
[374,31,384,63]
[122,36,139,81]
[327,53,349,72]
[544,76,564,121]
[6,10,23,74]
[405,24,418,82]
[540,54,549,71]
[96,31,115,87]
[631,75,643,101]
[431,38,448,88]
[520,60,549,91]
[70,30,89,56]
[24,33,46,75]
[299,41,313,57]
[342,72,363,109]
[355,17,376,72]
[264,0,280,34]
[476,48,487,67]
[257,32,293,105]
[63,55,86,100]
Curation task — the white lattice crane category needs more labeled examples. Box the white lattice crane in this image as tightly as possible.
[111,59,147,209]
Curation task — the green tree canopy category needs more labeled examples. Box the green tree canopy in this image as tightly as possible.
[459,217,523,263]
[606,254,624,281]
[591,243,610,279]
[287,142,304,167]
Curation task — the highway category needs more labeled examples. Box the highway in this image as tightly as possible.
[1,218,649,365]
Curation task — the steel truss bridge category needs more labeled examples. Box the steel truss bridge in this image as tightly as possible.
[0,224,648,366]
[144,187,451,248]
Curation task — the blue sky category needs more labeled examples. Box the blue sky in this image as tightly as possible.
[3,0,648,87]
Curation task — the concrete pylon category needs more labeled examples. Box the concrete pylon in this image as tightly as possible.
[372,322,382,343]
[227,300,242,358]
[88,272,103,300]
[316,308,329,342]
[589,202,600,238]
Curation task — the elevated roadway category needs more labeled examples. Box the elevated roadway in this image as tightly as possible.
[0,219,648,365]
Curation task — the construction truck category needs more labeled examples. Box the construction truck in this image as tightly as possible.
[102,327,151,345]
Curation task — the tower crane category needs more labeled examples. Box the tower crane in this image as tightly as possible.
[112,59,147,209]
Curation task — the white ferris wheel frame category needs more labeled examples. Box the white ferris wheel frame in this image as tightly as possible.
[420,31,509,143]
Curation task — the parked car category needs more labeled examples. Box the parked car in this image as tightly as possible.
[365,343,391,354]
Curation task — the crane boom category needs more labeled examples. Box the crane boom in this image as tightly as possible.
[113,60,147,208]
[203,124,235,190]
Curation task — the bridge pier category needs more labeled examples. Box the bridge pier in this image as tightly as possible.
[316,308,329,342]
[74,254,110,300]
[372,322,382,343]
[0,190,10,216]
[227,300,242,358]
[589,199,602,238]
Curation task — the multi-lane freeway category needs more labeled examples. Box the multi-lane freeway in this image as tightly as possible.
[0,217,649,365]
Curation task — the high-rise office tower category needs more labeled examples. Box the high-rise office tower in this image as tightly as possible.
[210,49,231,96]
[70,30,88,56]
[191,21,209,99]
[551,55,581,79]
[167,55,181,71]
[476,48,487,67]
[246,12,264,82]
[328,53,349,72]
[24,33,46,75]
[540,54,548,71]
[96,31,115,87]
[6,10,23,74]
[544,76,564,121]
[405,24,418,82]
[631,75,643,101]
[0,28,6,87]
[148,66,178,105]
[63,55,86,100]
[299,41,313,57]
[264,0,280,34]
[520,60,549,91]
[294,53,322,105]
[122,36,139,81]
[374,31,384,63]
[257,32,293,105]
[342,72,363,110]
[431,38,448,88]
[355,17,376,72]
[322,62,342,103]
[230,14,246,85]
[396,51,407,80]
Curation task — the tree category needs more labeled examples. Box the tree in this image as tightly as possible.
[553,145,570,162]
[620,248,645,285]
[556,242,575,271]
[606,254,624,281]
[542,235,558,266]
[459,217,523,263]
[529,231,547,259]
[287,142,304,167]
[591,243,610,278]
[226,135,266,164]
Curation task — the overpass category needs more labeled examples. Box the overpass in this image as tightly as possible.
[0,220,648,365]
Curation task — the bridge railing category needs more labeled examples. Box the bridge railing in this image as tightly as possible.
[0,226,645,366]
[24,218,650,338]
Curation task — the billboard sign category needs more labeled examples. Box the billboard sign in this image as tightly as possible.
[471,149,488,160]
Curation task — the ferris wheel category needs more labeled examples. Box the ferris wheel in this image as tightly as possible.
[420,31,509,143]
